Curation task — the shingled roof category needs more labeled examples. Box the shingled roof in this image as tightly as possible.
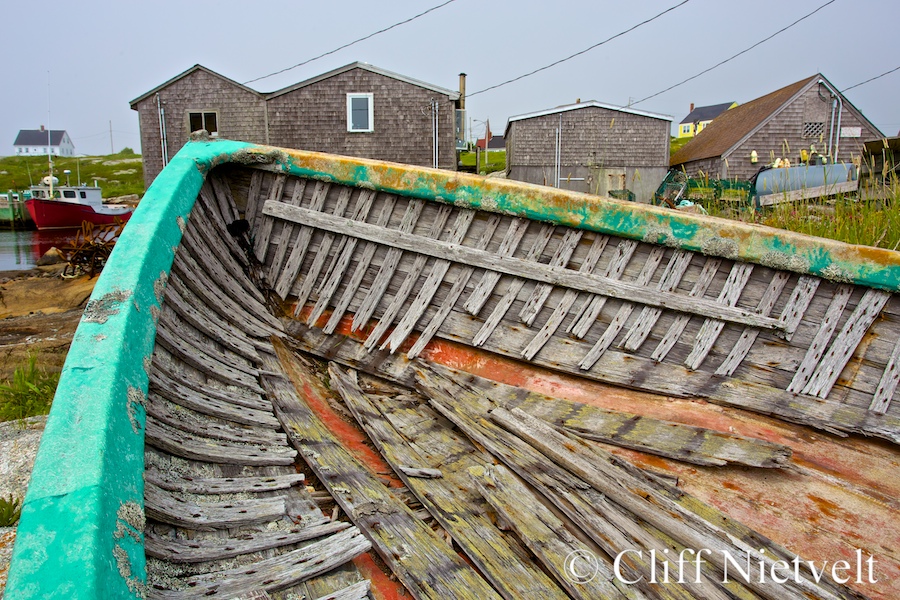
[679,102,735,125]
[14,129,68,146]
[671,75,817,166]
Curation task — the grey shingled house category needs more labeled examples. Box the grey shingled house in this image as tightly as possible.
[131,63,463,187]
[504,101,672,203]
[670,74,883,181]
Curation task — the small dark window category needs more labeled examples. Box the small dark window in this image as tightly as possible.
[188,111,219,136]
[80,191,87,198]
[189,112,203,132]
[63,190,76,198]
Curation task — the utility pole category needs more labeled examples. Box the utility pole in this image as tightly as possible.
[109,120,114,154]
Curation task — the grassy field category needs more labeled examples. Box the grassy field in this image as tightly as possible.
[459,150,506,175]
[0,149,144,198]
[701,185,900,251]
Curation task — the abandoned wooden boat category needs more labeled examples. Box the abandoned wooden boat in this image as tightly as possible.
[7,138,900,599]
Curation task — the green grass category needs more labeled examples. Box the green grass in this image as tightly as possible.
[670,136,691,156]
[459,150,506,175]
[0,148,144,199]
[0,355,60,422]
[702,184,900,251]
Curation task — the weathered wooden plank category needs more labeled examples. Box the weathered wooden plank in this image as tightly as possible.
[145,470,304,495]
[521,235,609,360]
[683,262,755,370]
[329,364,571,600]
[145,419,297,466]
[472,224,556,346]
[268,179,308,281]
[155,321,261,391]
[157,311,259,378]
[425,362,791,468]
[244,169,265,231]
[651,257,721,362]
[407,214,502,358]
[716,272,790,376]
[568,239,638,338]
[144,482,287,530]
[294,187,354,314]
[149,528,371,599]
[323,196,398,334]
[802,289,892,398]
[363,204,453,349]
[145,521,348,563]
[317,190,378,295]
[351,198,426,330]
[177,230,280,331]
[489,407,846,600]
[288,303,900,443]
[197,184,250,268]
[263,340,502,600]
[415,369,729,600]
[145,393,285,446]
[308,190,378,326]
[776,275,821,341]
[870,338,900,414]
[243,202,781,329]
[275,181,331,299]
[253,173,286,262]
[171,251,282,337]
[311,580,371,600]
[786,284,854,393]
[518,228,583,326]
[469,464,632,600]
[579,246,666,369]
[151,358,272,412]
[621,249,694,352]
[161,281,261,363]
[150,367,280,428]
[208,170,240,224]
[188,199,265,302]
[384,209,476,352]
[463,218,531,315]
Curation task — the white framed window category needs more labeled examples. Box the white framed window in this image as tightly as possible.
[188,111,219,137]
[681,124,692,134]
[347,93,374,132]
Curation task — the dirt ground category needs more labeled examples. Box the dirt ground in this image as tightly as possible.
[0,266,96,381]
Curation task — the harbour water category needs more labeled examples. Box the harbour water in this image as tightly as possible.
[0,229,73,271]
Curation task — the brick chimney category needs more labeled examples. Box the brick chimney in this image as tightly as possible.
[689,103,694,113]
[40,124,45,131]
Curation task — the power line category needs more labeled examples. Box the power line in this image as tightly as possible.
[468,1,691,98]
[841,65,900,93]
[631,0,837,106]
[244,0,458,85]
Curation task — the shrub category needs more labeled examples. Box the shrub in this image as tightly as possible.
[0,495,22,527]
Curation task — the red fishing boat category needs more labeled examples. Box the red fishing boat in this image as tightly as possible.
[25,177,133,230]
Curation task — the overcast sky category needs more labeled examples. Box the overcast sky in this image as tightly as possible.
[4,0,897,157]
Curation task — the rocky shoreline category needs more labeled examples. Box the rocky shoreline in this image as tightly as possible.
[0,267,94,597]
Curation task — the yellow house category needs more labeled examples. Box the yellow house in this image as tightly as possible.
[676,101,737,138]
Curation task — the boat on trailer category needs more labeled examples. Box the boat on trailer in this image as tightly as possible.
[7,138,900,599]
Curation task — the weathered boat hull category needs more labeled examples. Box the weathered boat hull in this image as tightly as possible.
[7,139,900,599]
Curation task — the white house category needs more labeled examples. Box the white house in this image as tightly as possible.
[13,127,76,157]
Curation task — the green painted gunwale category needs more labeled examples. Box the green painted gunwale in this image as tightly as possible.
[7,139,898,599]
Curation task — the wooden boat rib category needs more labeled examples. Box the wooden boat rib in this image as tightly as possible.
[7,139,900,599]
